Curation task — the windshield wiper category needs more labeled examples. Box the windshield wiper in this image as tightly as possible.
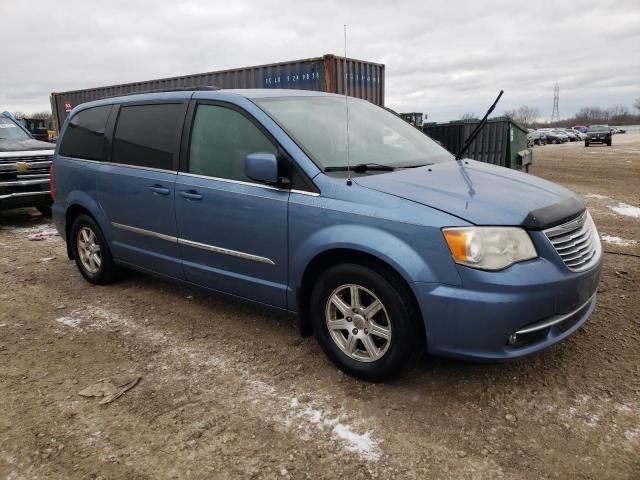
[455,90,504,160]
[324,163,396,172]
[401,163,434,168]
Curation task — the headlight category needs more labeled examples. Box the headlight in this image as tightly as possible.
[442,227,537,270]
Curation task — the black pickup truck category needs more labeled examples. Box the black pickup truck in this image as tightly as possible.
[0,113,55,213]
[585,125,612,147]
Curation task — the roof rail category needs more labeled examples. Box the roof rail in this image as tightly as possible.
[104,85,220,99]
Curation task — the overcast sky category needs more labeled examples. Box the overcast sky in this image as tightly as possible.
[1,0,639,121]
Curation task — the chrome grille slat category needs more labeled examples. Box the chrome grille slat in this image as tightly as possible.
[543,211,601,272]
[549,226,590,244]
[554,233,591,251]
[562,244,594,262]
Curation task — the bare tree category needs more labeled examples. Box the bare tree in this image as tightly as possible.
[504,106,539,127]
[635,97,640,112]
[12,111,27,120]
[460,112,479,121]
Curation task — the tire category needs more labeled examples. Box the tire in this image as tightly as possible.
[607,139,612,147]
[310,263,422,382]
[70,214,119,285]
[553,139,558,144]
[585,142,589,147]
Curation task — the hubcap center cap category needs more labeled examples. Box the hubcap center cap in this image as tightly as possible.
[353,315,366,330]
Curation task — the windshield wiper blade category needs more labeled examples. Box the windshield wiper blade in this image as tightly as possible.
[324,163,396,172]
[401,163,434,168]
[455,90,504,160]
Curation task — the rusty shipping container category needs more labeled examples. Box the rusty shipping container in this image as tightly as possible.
[50,54,385,132]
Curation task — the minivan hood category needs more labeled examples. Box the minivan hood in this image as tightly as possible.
[0,138,54,153]
[354,160,584,229]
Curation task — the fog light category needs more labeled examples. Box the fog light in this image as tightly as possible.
[508,334,518,345]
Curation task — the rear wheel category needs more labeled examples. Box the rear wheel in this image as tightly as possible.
[585,141,590,147]
[310,263,422,381]
[70,214,119,284]
[607,139,612,147]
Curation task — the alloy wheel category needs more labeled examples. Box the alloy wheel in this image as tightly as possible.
[77,226,102,274]
[325,284,392,362]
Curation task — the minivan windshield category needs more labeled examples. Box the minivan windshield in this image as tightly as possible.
[0,116,31,141]
[255,96,453,170]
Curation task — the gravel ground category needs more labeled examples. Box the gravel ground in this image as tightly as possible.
[1,134,639,480]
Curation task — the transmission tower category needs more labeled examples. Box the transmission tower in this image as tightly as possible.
[551,83,560,122]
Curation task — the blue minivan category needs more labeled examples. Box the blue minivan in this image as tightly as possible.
[52,88,602,381]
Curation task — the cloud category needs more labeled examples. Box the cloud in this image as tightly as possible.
[1,0,638,121]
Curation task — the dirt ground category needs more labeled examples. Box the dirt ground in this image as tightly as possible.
[1,134,639,480]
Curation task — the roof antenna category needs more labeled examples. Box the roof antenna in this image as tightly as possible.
[344,24,353,186]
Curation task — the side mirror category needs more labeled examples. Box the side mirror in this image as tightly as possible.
[245,152,279,184]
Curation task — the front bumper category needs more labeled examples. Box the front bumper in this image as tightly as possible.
[413,231,603,361]
[0,178,51,210]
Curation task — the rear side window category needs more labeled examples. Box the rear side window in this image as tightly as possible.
[59,106,112,161]
[188,104,277,181]
[112,103,183,170]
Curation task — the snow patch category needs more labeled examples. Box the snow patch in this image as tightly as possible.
[585,193,609,200]
[609,202,640,218]
[624,428,640,441]
[333,423,380,460]
[601,235,637,247]
[282,398,381,460]
[55,307,132,331]
[55,316,82,328]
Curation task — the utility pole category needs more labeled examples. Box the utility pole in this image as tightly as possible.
[551,83,560,123]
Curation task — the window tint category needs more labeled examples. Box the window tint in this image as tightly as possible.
[59,106,112,161]
[188,105,277,181]
[112,103,183,170]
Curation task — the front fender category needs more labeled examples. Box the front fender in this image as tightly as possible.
[290,223,459,293]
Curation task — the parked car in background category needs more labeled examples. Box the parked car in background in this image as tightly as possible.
[572,130,588,141]
[52,88,603,381]
[540,129,568,144]
[560,129,580,142]
[527,130,546,146]
[585,125,612,147]
[0,111,54,213]
[572,125,588,133]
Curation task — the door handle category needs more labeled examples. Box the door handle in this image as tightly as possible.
[149,185,170,196]
[179,190,203,201]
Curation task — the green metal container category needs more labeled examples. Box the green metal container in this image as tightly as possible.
[423,117,533,171]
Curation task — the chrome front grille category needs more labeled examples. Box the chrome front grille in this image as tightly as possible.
[0,154,53,164]
[544,211,601,272]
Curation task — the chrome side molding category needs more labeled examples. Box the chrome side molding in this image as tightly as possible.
[111,222,178,243]
[111,222,275,265]
[177,238,275,265]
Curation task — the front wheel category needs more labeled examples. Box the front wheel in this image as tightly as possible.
[310,263,422,381]
[70,214,119,284]
[585,142,590,147]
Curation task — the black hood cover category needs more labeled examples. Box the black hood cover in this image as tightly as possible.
[0,138,54,153]
[522,196,585,230]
